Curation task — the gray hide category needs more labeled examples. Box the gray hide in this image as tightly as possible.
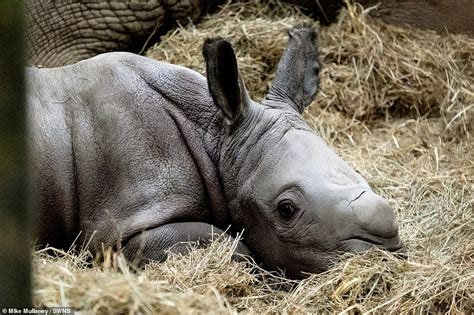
[26,1,472,68]
[28,27,404,279]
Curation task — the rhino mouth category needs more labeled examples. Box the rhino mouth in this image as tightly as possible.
[342,235,406,255]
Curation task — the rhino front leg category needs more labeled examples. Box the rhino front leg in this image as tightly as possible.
[122,222,251,265]
[26,1,213,67]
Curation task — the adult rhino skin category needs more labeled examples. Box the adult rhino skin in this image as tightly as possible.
[26,0,473,68]
[29,27,404,279]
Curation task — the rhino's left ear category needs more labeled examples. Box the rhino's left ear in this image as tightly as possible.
[265,26,320,114]
[203,38,250,125]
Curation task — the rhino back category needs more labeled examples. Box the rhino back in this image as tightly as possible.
[28,53,216,250]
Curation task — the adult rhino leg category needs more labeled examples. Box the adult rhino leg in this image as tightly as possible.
[282,0,473,35]
[25,1,208,67]
[357,0,473,36]
[122,222,251,266]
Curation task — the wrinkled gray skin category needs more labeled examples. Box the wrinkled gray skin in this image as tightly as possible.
[28,27,404,279]
[26,0,332,68]
[27,0,472,68]
[26,0,211,67]
[26,0,342,67]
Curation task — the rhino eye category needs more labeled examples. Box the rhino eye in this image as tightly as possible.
[278,200,297,220]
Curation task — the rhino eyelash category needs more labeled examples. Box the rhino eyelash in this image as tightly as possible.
[275,184,305,199]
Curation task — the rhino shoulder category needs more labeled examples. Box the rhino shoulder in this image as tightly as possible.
[87,52,210,105]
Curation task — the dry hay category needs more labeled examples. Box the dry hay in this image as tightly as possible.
[147,0,473,139]
[33,1,473,313]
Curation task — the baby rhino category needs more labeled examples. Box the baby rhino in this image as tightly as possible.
[29,27,404,279]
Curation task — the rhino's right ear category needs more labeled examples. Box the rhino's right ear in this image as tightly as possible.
[265,26,320,114]
[203,38,249,124]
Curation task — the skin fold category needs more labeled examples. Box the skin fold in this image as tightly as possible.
[28,27,404,279]
[26,1,208,67]
[26,1,472,68]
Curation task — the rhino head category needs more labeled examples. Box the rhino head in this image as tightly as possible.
[203,27,405,279]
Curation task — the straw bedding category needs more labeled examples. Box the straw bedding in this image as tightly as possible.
[33,1,473,313]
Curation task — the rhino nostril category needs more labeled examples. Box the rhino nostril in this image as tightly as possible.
[350,191,399,239]
[347,190,366,208]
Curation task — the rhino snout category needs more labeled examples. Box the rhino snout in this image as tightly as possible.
[349,191,401,246]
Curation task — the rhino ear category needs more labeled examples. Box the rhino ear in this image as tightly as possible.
[265,26,320,114]
[203,38,249,124]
